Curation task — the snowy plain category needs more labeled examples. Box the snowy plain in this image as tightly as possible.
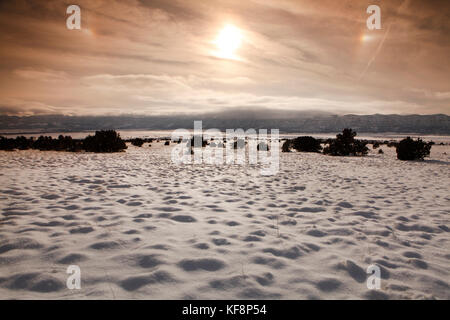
[0,139,449,299]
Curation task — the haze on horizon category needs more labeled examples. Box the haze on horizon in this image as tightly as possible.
[0,0,449,117]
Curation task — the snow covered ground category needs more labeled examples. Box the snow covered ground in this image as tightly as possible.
[0,141,449,299]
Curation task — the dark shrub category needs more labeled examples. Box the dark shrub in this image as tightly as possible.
[83,130,127,153]
[378,149,384,154]
[0,136,15,150]
[164,140,170,146]
[291,136,322,153]
[187,136,207,148]
[323,128,368,156]
[70,141,83,152]
[372,142,380,149]
[233,139,245,149]
[55,135,78,151]
[131,138,144,147]
[387,141,398,148]
[281,140,291,152]
[396,137,431,160]
[257,141,269,151]
[15,136,32,150]
[34,136,55,151]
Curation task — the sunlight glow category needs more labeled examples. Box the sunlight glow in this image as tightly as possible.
[213,24,242,60]
[360,34,373,42]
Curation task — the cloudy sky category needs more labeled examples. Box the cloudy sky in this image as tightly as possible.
[0,0,449,116]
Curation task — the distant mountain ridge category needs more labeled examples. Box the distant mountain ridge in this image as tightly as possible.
[0,113,449,134]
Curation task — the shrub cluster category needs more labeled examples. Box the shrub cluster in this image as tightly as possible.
[83,130,127,152]
[323,128,368,156]
[282,136,323,153]
[0,135,83,151]
[291,136,322,153]
[0,130,127,153]
[130,138,144,147]
[281,140,291,152]
[282,130,434,161]
[187,136,207,148]
[233,138,245,149]
[396,137,431,160]
[257,141,269,151]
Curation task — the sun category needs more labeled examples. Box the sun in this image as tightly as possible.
[360,34,373,42]
[213,24,242,60]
